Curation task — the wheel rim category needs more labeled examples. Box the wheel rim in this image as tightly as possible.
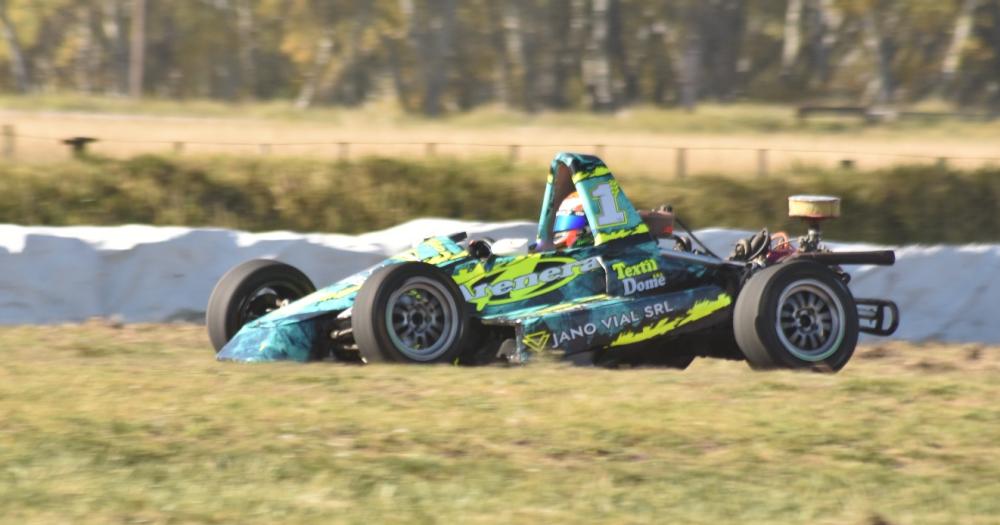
[774,279,845,362]
[237,282,304,324]
[384,276,459,361]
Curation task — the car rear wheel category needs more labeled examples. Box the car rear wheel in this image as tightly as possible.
[206,259,316,352]
[352,262,473,364]
[734,261,858,372]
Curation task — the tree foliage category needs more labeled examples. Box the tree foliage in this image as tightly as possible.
[0,0,997,112]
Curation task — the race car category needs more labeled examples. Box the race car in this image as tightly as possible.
[207,152,899,371]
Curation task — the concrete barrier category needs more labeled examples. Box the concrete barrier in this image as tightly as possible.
[0,221,994,343]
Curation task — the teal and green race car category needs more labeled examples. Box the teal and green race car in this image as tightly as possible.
[208,152,899,371]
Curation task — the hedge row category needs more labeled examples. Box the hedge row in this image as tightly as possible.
[1,155,998,244]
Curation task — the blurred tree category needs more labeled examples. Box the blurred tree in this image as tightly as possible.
[941,0,978,95]
[0,0,29,92]
[0,0,996,111]
[128,0,143,97]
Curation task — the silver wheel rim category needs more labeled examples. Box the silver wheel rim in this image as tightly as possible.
[385,276,459,361]
[775,279,845,362]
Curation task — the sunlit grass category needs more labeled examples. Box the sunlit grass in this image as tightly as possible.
[0,322,997,524]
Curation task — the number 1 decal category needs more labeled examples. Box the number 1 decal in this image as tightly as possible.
[591,183,627,227]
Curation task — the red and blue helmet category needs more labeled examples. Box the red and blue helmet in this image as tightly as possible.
[553,192,591,247]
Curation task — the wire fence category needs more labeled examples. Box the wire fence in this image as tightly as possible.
[4,124,1000,179]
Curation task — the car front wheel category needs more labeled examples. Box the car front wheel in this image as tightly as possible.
[352,262,474,364]
[206,259,316,352]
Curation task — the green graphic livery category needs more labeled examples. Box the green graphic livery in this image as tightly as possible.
[216,153,741,365]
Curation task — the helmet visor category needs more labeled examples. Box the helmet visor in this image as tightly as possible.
[554,213,588,233]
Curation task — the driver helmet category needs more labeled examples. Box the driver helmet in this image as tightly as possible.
[553,192,592,248]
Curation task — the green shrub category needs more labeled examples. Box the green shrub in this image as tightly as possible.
[1,154,997,244]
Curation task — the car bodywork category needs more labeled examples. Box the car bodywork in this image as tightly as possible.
[217,152,889,365]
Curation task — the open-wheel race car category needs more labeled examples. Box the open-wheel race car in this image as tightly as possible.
[208,152,899,372]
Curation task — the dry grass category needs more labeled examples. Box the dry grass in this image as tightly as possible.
[0,321,998,524]
[2,98,999,177]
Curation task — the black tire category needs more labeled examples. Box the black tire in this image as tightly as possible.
[206,259,316,352]
[352,262,474,364]
[734,261,858,372]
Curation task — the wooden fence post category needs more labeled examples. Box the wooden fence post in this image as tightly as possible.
[757,148,769,178]
[338,142,349,161]
[675,147,687,179]
[2,125,14,160]
[508,144,520,163]
[63,137,97,158]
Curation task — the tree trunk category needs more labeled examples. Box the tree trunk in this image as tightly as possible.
[546,0,576,109]
[649,19,674,104]
[326,2,374,105]
[294,30,334,109]
[486,1,510,106]
[607,0,635,103]
[519,1,542,112]
[678,29,700,111]
[990,0,1000,106]
[421,0,457,116]
[655,5,690,107]
[584,0,615,111]
[128,0,146,98]
[99,0,129,95]
[782,0,803,73]
[863,10,894,106]
[235,0,257,99]
[387,0,419,111]
[0,0,30,93]
[711,0,746,100]
[809,0,841,85]
[502,1,525,108]
[74,6,96,93]
[940,0,978,95]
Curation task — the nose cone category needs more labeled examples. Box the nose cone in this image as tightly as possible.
[216,318,319,363]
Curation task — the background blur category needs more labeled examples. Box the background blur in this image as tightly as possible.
[1,0,998,112]
[3,4,1000,524]
[0,0,999,240]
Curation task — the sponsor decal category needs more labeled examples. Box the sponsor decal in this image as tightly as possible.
[552,321,599,347]
[594,223,650,244]
[398,237,467,266]
[624,274,666,295]
[611,258,667,295]
[521,330,551,352]
[611,258,658,279]
[610,293,732,347]
[570,165,612,183]
[549,299,676,348]
[456,256,602,310]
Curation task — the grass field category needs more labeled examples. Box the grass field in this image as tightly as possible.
[2,95,999,176]
[0,322,997,524]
